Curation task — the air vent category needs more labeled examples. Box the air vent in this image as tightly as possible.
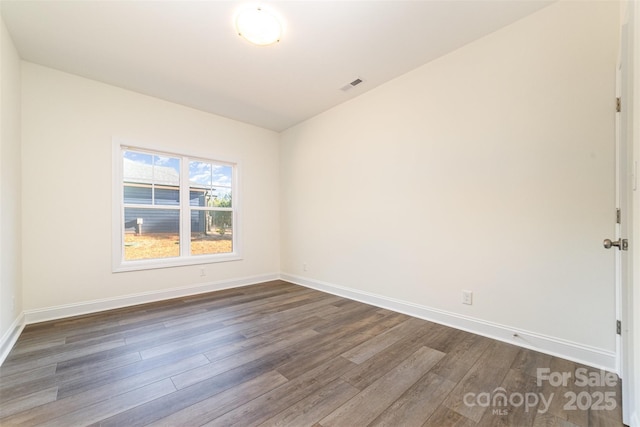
[340,77,365,92]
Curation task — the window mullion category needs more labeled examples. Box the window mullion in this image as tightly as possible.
[122,204,181,210]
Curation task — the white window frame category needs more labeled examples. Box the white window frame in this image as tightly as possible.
[112,139,242,272]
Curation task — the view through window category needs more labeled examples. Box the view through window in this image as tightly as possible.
[117,146,236,269]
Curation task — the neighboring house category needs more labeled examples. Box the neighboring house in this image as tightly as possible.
[123,158,212,235]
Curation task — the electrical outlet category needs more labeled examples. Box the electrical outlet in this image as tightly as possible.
[200,268,206,277]
[462,290,473,305]
[303,262,308,272]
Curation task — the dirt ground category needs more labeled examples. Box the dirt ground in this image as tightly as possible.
[124,233,232,260]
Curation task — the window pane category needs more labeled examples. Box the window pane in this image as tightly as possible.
[212,165,233,208]
[124,185,152,205]
[124,208,180,261]
[213,165,232,185]
[155,187,180,206]
[123,150,180,206]
[152,155,181,188]
[189,190,208,207]
[212,188,232,208]
[123,151,153,183]
[189,161,211,207]
[189,161,232,208]
[190,210,232,255]
[189,160,212,186]
[152,155,180,205]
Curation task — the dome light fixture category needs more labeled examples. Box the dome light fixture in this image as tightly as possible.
[235,5,282,46]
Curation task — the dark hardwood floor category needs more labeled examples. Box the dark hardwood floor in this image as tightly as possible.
[0,280,624,426]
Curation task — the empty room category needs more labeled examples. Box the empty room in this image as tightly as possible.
[1,0,639,426]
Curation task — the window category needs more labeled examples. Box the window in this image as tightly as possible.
[113,142,239,271]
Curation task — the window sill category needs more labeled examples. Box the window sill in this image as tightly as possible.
[112,253,242,273]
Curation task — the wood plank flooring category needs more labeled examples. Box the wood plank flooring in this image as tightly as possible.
[0,280,624,426]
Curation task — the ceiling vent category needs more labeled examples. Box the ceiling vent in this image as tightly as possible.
[340,78,364,92]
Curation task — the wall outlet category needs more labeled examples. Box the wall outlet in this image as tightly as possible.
[462,290,473,305]
[200,268,206,277]
[303,262,308,272]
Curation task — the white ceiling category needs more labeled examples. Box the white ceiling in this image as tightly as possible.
[1,0,553,132]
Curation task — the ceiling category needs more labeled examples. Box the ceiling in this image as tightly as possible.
[1,0,553,132]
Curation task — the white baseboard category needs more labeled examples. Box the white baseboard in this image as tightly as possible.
[23,273,280,325]
[280,273,617,373]
[0,312,26,366]
[4,272,617,374]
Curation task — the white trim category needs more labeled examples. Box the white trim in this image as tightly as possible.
[2,272,619,374]
[280,273,617,372]
[631,411,639,427]
[112,253,243,272]
[5,273,619,372]
[0,313,26,366]
[23,273,278,325]
[112,138,123,271]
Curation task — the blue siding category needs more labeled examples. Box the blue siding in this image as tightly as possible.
[124,208,179,234]
[124,185,179,206]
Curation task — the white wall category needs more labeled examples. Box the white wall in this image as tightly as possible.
[280,1,619,366]
[0,16,23,354]
[21,63,280,313]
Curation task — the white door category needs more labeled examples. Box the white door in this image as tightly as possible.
[611,11,633,425]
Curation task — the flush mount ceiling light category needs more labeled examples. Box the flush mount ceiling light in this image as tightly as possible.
[235,5,282,46]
